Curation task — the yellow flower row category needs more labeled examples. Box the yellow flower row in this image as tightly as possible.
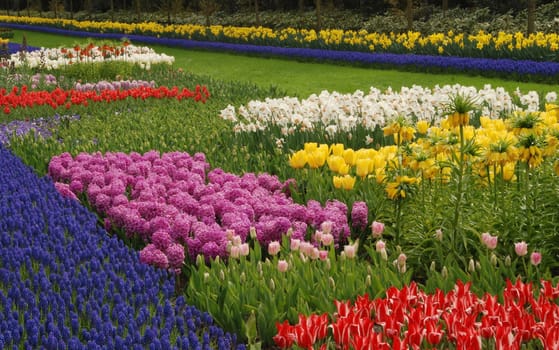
[288,104,559,198]
[1,15,558,60]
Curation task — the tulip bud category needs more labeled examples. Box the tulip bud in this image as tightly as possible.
[366,275,371,287]
[430,261,436,272]
[329,277,336,289]
[380,248,388,261]
[219,269,225,280]
[468,259,476,273]
[324,258,331,270]
[490,253,498,267]
[505,255,512,267]
[196,254,204,266]
[249,226,257,239]
[269,278,275,291]
[434,229,443,241]
[240,272,246,283]
[286,227,293,237]
[441,266,448,279]
[203,272,210,282]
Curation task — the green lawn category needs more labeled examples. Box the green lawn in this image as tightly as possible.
[11,29,559,98]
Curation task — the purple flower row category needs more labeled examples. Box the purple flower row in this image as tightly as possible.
[48,150,352,269]
[0,114,80,145]
[4,41,40,54]
[74,79,156,92]
[1,23,558,79]
[0,145,244,349]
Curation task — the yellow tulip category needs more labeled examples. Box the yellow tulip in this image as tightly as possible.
[327,155,345,173]
[307,150,326,169]
[289,150,308,169]
[342,148,356,166]
[355,158,371,179]
[333,175,356,190]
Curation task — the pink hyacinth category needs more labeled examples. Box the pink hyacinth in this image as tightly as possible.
[139,244,169,269]
[351,201,368,231]
[166,243,186,268]
[152,230,173,250]
[54,182,79,201]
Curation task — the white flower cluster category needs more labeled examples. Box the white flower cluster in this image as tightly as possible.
[6,44,175,70]
[220,84,556,136]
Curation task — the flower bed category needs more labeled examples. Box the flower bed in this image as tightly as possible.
[2,22,559,82]
[0,145,244,349]
[273,280,559,349]
[47,150,352,269]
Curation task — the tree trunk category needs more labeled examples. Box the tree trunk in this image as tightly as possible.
[255,0,260,26]
[298,0,304,13]
[315,0,321,30]
[69,0,73,19]
[406,0,413,31]
[527,0,536,34]
[442,0,447,16]
[110,0,114,21]
[135,0,141,22]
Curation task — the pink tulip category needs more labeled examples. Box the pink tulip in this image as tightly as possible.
[321,233,334,246]
[268,241,281,256]
[530,251,542,266]
[375,240,386,252]
[515,241,528,256]
[239,243,250,256]
[343,241,358,259]
[290,238,301,251]
[318,250,328,261]
[371,221,385,238]
[230,245,241,258]
[277,259,289,272]
[481,232,498,250]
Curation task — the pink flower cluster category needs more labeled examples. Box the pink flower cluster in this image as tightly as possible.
[48,150,351,269]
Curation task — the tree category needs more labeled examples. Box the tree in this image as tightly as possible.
[405,0,413,31]
[254,0,260,26]
[315,0,321,30]
[527,0,536,34]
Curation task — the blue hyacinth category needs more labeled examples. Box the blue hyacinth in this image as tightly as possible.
[0,145,245,349]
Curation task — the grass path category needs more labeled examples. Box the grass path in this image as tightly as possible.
[10,29,559,98]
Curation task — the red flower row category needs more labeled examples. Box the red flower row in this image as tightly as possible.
[274,279,559,350]
[1,84,210,114]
